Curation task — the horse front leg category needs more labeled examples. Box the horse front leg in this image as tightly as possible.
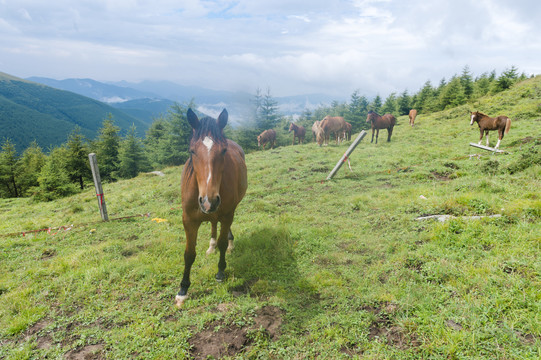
[375,129,380,144]
[371,128,375,143]
[206,221,218,255]
[485,131,490,147]
[478,129,484,145]
[216,216,234,282]
[176,220,200,308]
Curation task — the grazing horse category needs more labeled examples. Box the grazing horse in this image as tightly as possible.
[470,111,511,149]
[289,123,306,145]
[312,121,322,142]
[366,111,396,143]
[176,108,247,308]
[257,129,276,149]
[409,109,417,127]
[318,115,346,146]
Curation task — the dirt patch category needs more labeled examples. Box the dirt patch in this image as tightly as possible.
[65,344,105,360]
[361,302,420,350]
[189,305,283,360]
[431,171,451,181]
[229,279,258,297]
[41,248,57,259]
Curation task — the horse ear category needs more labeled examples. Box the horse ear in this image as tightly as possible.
[217,109,228,129]
[187,108,200,129]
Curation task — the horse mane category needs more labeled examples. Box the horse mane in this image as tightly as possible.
[475,111,488,118]
[191,116,227,144]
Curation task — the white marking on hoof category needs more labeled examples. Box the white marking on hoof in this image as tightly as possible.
[175,294,188,308]
[206,238,217,255]
[495,139,501,149]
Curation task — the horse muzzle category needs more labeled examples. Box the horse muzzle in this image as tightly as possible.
[199,195,221,214]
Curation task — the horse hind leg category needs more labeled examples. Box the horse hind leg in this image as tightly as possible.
[206,222,218,255]
[215,216,234,282]
[387,127,393,142]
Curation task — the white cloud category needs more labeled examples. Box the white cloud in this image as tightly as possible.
[0,0,539,97]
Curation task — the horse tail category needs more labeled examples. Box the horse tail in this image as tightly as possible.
[505,118,511,134]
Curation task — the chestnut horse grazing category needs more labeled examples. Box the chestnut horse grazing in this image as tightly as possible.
[409,109,417,127]
[366,111,396,143]
[470,111,511,149]
[318,115,346,146]
[176,108,247,308]
[289,123,306,145]
[257,129,276,149]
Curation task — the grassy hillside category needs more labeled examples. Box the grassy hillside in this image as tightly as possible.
[0,72,148,153]
[0,77,539,359]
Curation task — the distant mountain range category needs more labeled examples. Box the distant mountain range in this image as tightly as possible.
[0,72,147,153]
[27,77,341,126]
[0,71,341,152]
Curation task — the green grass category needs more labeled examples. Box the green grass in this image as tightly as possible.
[1,77,540,359]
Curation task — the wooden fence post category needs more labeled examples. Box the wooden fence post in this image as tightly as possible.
[88,153,109,221]
[326,130,367,180]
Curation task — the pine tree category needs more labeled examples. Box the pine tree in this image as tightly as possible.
[369,95,383,114]
[96,114,121,182]
[382,92,398,115]
[19,141,46,196]
[257,88,280,131]
[397,90,411,116]
[347,90,369,132]
[118,125,151,179]
[0,139,21,198]
[65,126,90,189]
[34,147,79,201]
[460,65,474,100]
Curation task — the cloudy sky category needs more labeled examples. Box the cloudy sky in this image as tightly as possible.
[1,0,540,98]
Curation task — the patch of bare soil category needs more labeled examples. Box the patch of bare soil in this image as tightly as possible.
[20,319,54,350]
[64,344,105,360]
[362,302,420,350]
[431,171,451,181]
[188,305,283,360]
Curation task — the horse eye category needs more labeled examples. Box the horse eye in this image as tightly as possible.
[221,148,227,155]
[189,149,195,155]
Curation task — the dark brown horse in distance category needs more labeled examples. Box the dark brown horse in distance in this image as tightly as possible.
[176,108,247,308]
[289,123,306,145]
[470,111,511,149]
[366,111,396,143]
[409,109,417,127]
[257,129,276,149]
[318,115,346,146]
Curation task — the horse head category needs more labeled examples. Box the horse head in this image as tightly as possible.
[470,111,479,126]
[289,123,296,132]
[257,134,262,147]
[366,110,377,123]
[187,108,228,214]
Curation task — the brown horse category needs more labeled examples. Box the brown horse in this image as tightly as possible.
[289,123,306,145]
[409,109,417,127]
[176,108,247,308]
[257,129,276,149]
[366,111,396,143]
[470,111,511,149]
[318,115,346,146]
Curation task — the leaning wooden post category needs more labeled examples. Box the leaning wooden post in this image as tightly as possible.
[327,130,367,180]
[88,153,109,221]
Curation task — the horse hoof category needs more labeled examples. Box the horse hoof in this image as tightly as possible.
[216,271,225,282]
[206,247,216,255]
[175,294,187,308]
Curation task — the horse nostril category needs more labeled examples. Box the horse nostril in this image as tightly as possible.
[215,195,221,206]
[199,196,203,205]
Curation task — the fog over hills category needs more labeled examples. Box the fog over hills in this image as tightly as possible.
[28,77,342,126]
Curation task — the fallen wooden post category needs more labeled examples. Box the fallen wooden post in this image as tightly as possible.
[326,130,367,180]
[469,143,505,153]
